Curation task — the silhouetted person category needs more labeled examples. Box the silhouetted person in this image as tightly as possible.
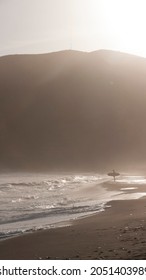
[108,169,120,181]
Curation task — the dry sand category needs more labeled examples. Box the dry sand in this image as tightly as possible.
[1,194,146,260]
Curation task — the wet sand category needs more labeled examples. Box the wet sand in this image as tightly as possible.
[1,193,146,259]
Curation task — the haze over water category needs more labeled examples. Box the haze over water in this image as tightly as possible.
[1,172,146,240]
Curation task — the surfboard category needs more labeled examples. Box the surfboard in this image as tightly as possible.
[108,172,120,177]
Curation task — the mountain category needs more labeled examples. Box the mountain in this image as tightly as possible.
[0,50,146,172]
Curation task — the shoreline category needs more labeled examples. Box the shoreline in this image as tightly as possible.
[0,179,120,241]
[1,197,146,259]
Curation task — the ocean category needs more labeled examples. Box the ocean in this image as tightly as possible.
[0,173,146,240]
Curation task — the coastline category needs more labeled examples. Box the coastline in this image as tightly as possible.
[1,196,146,259]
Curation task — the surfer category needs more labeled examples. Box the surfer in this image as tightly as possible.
[108,169,120,181]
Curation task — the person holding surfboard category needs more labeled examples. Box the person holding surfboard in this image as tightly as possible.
[108,169,120,181]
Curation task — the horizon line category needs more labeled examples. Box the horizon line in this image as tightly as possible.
[0,48,146,59]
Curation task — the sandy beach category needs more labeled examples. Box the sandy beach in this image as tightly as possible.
[1,183,146,260]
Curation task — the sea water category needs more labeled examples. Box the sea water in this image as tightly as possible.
[0,173,146,240]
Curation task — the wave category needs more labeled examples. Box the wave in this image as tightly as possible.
[1,173,146,241]
[0,174,105,186]
[2,173,137,241]
[0,201,106,225]
[0,229,26,240]
[117,176,146,184]
[0,202,108,240]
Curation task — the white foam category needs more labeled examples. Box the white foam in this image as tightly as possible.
[0,173,146,240]
[117,192,146,200]
[117,176,146,184]
[120,187,137,190]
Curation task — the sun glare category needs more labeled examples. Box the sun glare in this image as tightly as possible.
[101,0,146,57]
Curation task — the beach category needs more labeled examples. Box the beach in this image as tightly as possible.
[1,193,146,260]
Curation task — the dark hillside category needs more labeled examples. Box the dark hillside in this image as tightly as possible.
[0,50,146,172]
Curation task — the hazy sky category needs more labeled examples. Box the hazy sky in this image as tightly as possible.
[1,0,146,57]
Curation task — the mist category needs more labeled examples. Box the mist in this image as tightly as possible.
[0,50,146,173]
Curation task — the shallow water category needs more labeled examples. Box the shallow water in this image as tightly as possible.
[0,173,146,240]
